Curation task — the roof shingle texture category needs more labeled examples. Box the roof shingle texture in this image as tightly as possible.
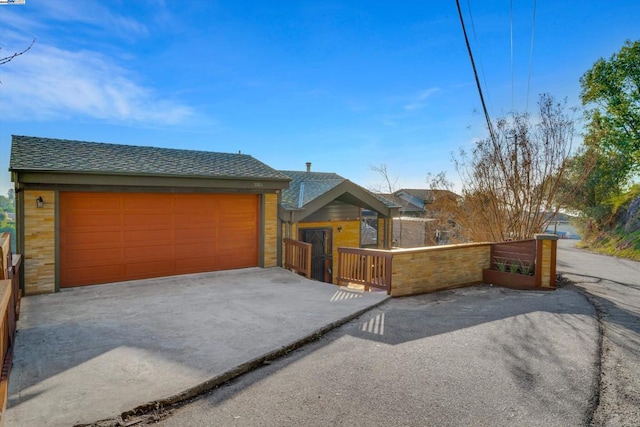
[10,135,290,181]
[279,170,345,209]
[280,170,399,210]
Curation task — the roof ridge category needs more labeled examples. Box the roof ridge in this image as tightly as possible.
[12,135,252,158]
[10,135,290,181]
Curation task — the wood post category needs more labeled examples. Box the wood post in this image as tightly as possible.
[535,234,559,288]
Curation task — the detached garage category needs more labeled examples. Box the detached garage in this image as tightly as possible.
[10,135,290,294]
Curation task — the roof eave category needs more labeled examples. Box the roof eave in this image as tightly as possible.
[282,180,397,222]
[12,170,290,191]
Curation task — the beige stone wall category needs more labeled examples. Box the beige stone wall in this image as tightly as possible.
[390,243,491,297]
[24,190,56,294]
[263,193,279,268]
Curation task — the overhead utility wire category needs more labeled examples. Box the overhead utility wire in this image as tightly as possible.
[510,0,514,112]
[525,0,537,113]
[455,0,496,144]
[466,0,492,113]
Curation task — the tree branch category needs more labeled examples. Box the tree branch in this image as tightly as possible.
[0,38,36,66]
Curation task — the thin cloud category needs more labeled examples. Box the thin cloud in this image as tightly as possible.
[36,1,149,37]
[380,118,398,127]
[0,43,193,124]
[404,87,440,111]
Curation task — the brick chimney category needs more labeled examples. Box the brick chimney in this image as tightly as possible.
[306,162,311,172]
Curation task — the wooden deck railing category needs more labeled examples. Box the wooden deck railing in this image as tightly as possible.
[0,232,21,425]
[283,238,312,279]
[336,247,393,293]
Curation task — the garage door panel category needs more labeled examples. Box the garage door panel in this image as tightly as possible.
[60,192,259,287]
[174,197,217,213]
[219,241,256,255]
[218,254,256,270]
[62,231,123,248]
[219,228,256,243]
[124,260,175,278]
[64,194,123,211]
[220,241,256,254]
[123,213,173,228]
[175,256,219,274]
[174,216,217,228]
[174,241,217,257]
[123,230,174,245]
[62,213,122,228]
[124,243,174,257]
[123,194,171,211]
[220,207,255,218]
[62,248,124,267]
[217,195,256,212]
[62,265,125,287]
[174,228,216,243]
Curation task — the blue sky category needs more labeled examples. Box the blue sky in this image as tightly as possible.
[1,1,639,196]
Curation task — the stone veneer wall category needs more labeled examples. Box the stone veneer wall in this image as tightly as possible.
[263,193,279,268]
[24,190,56,294]
[390,242,491,297]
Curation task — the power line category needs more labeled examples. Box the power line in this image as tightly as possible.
[466,0,492,111]
[525,0,537,113]
[456,0,496,144]
[510,0,514,112]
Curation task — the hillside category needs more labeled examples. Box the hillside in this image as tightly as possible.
[579,192,640,261]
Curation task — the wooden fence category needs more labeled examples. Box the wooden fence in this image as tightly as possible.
[489,239,536,271]
[336,247,393,293]
[0,232,21,425]
[283,238,312,279]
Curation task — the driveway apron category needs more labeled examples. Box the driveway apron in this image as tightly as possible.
[6,267,389,426]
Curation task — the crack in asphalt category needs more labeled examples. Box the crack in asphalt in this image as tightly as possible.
[557,270,640,291]
[565,282,605,426]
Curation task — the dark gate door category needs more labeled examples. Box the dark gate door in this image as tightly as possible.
[300,228,332,282]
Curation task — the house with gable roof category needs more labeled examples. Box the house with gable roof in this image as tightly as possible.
[9,136,398,294]
[10,135,291,294]
[279,163,399,283]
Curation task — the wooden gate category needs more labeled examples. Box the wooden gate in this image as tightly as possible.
[300,228,333,282]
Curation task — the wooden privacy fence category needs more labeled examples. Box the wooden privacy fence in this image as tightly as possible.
[490,239,536,271]
[0,232,22,425]
[336,247,393,293]
[484,237,557,289]
[283,238,312,279]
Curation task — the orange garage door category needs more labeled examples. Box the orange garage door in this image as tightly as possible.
[60,192,259,287]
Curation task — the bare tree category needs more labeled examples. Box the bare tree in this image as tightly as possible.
[0,38,35,66]
[424,172,464,244]
[454,94,585,241]
[369,163,398,194]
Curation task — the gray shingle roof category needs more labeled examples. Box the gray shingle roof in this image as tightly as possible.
[10,135,290,181]
[280,170,399,210]
[279,170,345,209]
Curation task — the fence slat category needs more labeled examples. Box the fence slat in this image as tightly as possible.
[283,238,312,279]
[336,247,392,294]
[490,239,536,270]
[0,233,19,424]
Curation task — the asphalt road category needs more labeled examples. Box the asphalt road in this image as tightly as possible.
[153,283,599,426]
[557,239,640,426]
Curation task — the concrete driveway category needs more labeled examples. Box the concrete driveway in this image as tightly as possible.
[6,267,389,426]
